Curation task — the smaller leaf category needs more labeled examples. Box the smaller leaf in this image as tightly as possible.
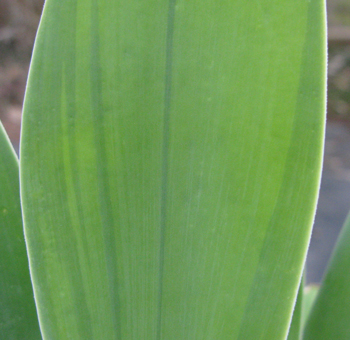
[301,284,318,329]
[304,212,350,339]
[0,122,41,339]
[287,280,303,340]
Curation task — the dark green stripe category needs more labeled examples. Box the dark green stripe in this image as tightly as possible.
[90,0,121,338]
[158,0,177,338]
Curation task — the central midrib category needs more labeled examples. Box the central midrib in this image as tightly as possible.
[158,0,177,338]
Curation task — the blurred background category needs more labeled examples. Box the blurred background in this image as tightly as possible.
[0,0,349,284]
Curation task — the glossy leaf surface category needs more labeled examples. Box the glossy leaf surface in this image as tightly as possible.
[20,0,327,339]
[0,122,40,339]
[304,213,350,339]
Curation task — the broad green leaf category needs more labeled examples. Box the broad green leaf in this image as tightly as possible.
[304,213,350,339]
[287,280,303,340]
[20,0,326,339]
[0,122,41,339]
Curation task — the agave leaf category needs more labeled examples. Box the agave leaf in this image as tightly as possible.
[0,122,41,339]
[20,0,326,339]
[304,213,350,339]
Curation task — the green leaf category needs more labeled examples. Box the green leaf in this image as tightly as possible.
[304,213,350,339]
[301,284,319,329]
[287,280,303,340]
[0,122,41,339]
[20,0,326,339]
[287,280,320,340]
